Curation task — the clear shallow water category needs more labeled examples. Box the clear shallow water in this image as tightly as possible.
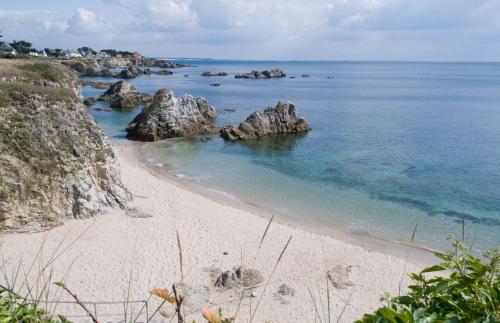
[82,60,500,252]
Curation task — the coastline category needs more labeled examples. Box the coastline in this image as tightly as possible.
[126,141,438,265]
[0,140,437,322]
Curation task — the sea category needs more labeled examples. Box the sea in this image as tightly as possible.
[81,60,500,253]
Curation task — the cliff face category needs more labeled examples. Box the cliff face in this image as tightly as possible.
[0,59,130,232]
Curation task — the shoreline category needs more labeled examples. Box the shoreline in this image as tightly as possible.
[122,140,438,266]
[0,139,438,322]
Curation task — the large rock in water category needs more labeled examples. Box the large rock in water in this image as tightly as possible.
[126,89,218,141]
[0,60,130,232]
[98,80,152,109]
[220,102,310,140]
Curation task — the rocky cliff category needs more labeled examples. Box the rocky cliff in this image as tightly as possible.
[0,59,130,232]
[126,89,218,141]
[220,102,310,140]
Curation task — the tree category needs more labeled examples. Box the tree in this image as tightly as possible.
[9,40,34,54]
[44,48,64,57]
[77,46,96,56]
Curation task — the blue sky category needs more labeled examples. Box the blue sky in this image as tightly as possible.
[1,0,499,61]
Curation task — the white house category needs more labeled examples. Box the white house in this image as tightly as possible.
[96,51,110,59]
[63,49,82,58]
[84,52,97,59]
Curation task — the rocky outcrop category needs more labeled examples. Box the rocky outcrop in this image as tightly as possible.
[61,59,113,77]
[214,266,264,289]
[81,80,113,89]
[235,68,286,79]
[201,71,228,77]
[83,96,96,106]
[221,102,310,140]
[0,60,130,232]
[126,89,218,141]
[62,60,174,79]
[98,80,152,109]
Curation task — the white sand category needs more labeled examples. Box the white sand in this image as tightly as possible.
[0,143,434,322]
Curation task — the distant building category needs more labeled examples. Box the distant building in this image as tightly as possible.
[0,42,16,55]
[38,50,48,57]
[84,52,97,59]
[96,51,110,59]
[132,52,142,60]
[78,47,96,57]
[115,53,123,58]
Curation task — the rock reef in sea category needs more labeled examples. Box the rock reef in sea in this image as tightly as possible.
[98,80,152,109]
[220,101,310,141]
[235,68,286,79]
[126,88,218,141]
[201,71,228,77]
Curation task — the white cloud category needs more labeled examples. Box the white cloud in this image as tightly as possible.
[0,9,67,35]
[1,0,500,60]
[65,8,111,35]
[106,0,196,31]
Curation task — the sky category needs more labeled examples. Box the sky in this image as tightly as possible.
[0,0,499,61]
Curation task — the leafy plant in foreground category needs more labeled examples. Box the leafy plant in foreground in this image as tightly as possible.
[0,287,70,322]
[358,237,499,322]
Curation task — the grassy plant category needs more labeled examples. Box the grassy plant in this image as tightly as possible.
[358,236,500,322]
[19,62,66,84]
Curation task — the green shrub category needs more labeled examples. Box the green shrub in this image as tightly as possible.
[358,237,499,322]
[0,288,70,322]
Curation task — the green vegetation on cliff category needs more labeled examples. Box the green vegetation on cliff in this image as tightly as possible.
[0,58,129,232]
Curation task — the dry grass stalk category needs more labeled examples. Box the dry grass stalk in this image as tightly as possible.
[398,224,418,296]
[308,286,324,323]
[54,281,99,323]
[258,215,274,250]
[172,284,185,323]
[177,231,184,281]
[336,291,353,323]
[250,235,292,322]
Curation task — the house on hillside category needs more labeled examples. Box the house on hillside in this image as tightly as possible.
[62,49,82,58]
[0,42,16,55]
[96,51,110,59]
[132,52,142,60]
[84,52,97,59]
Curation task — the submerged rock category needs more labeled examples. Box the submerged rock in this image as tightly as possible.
[235,68,286,79]
[220,101,310,140]
[126,89,218,141]
[0,60,130,232]
[98,80,152,109]
[154,69,174,76]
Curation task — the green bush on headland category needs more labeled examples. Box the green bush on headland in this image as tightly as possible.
[358,236,499,323]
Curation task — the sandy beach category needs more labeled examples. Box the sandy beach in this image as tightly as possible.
[0,142,435,322]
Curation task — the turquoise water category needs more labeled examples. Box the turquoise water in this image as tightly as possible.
[82,60,500,252]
